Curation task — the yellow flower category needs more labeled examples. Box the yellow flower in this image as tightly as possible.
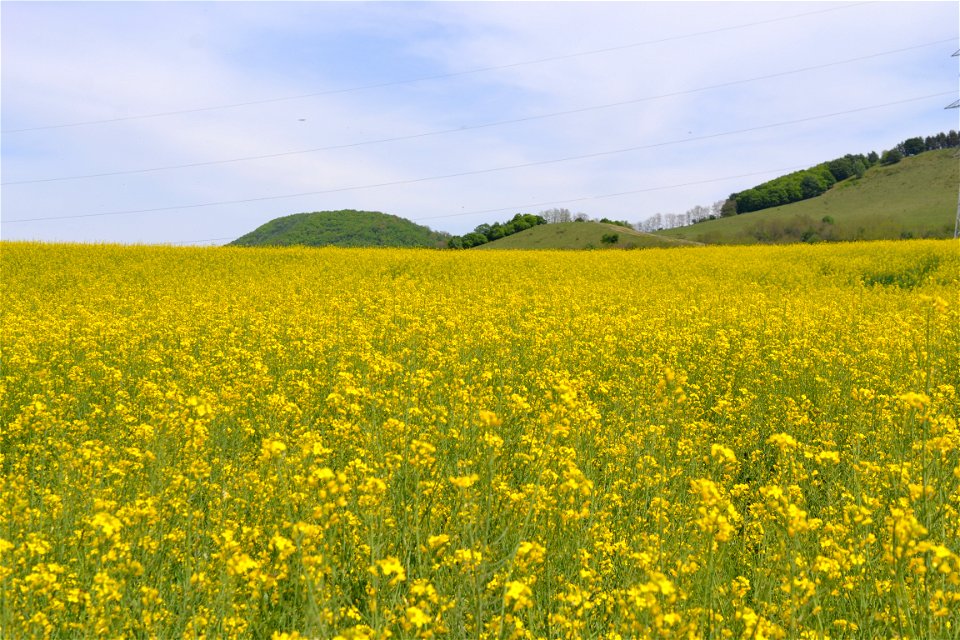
[898,392,929,410]
[453,549,483,570]
[427,534,450,550]
[504,580,533,610]
[767,433,799,451]
[690,478,722,506]
[730,576,751,599]
[227,553,259,576]
[815,450,840,464]
[377,556,406,586]
[6,240,960,637]
[516,541,546,564]
[449,473,479,489]
[711,443,737,464]
[478,410,502,427]
[270,533,296,559]
[405,605,430,628]
[90,512,122,537]
[261,437,287,458]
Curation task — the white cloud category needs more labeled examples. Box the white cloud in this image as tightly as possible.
[2,1,957,243]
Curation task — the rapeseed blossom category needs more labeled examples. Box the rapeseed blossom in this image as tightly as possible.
[1,240,958,637]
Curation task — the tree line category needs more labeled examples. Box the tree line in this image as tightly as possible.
[727,130,959,215]
[446,208,641,248]
[635,130,959,231]
[451,129,959,242]
[447,212,547,248]
[636,202,727,232]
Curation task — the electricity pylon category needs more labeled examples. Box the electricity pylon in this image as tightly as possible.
[951,50,959,238]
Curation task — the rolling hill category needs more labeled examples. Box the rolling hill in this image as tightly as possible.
[474,221,701,250]
[229,210,449,248]
[655,149,958,244]
[228,148,956,250]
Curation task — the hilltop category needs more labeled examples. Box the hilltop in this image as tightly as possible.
[655,148,958,244]
[227,147,957,250]
[230,210,449,248]
[475,221,700,250]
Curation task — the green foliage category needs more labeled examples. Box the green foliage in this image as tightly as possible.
[448,213,546,249]
[601,233,620,245]
[229,210,449,248]
[598,217,632,228]
[474,221,698,250]
[747,214,836,244]
[655,149,958,245]
[902,137,925,156]
[800,174,826,199]
[459,232,489,249]
[853,159,867,179]
[881,148,904,165]
[730,131,957,216]
[880,130,960,166]
[734,164,836,213]
[827,155,869,181]
[720,197,738,217]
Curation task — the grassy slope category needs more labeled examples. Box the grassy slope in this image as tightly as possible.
[656,149,959,244]
[475,221,701,250]
[230,210,449,248]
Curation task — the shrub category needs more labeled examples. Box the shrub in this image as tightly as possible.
[601,233,619,245]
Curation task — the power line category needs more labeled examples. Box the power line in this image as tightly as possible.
[127,165,817,246]
[5,37,951,187]
[1,2,873,134]
[3,90,951,225]
[411,165,811,222]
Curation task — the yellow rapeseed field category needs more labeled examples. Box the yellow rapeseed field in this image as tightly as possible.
[1,240,958,639]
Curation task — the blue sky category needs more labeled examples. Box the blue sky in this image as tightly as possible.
[2,1,958,244]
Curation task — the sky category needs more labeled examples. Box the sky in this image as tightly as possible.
[2,1,958,245]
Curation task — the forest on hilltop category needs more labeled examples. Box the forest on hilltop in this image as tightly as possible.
[230,210,449,248]
[726,130,959,215]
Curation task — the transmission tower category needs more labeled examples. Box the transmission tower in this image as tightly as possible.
[951,50,959,238]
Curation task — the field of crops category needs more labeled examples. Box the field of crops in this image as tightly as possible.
[2,240,958,639]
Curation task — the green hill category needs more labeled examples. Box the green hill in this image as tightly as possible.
[475,221,701,250]
[230,210,449,248]
[656,149,958,244]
